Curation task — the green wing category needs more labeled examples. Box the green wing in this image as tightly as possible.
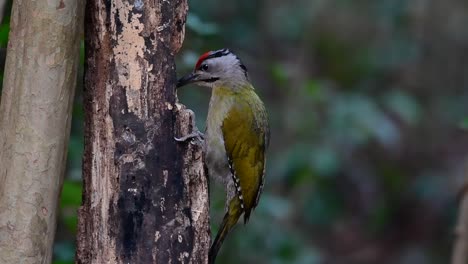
[221,97,268,222]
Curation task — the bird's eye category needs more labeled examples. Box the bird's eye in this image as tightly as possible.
[200,64,209,71]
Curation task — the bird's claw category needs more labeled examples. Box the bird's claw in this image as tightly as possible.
[174,130,204,145]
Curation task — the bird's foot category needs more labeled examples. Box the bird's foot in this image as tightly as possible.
[174,130,204,145]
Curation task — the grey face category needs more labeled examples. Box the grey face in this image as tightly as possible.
[177,49,249,89]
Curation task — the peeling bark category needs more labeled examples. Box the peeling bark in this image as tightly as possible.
[76,1,210,263]
[0,0,84,263]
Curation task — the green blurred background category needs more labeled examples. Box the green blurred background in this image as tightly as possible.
[1,0,468,263]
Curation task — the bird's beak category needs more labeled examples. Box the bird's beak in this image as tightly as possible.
[177,72,200,88]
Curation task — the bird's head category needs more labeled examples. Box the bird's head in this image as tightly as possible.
[177,48,249,89]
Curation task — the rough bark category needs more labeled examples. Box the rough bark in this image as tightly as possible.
[452,161,468,264]
[76,1,210,263]
[0,0,84,263]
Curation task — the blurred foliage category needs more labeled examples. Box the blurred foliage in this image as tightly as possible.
[176,1,468,263]
[0,0,466,263]
[0,1,11,92]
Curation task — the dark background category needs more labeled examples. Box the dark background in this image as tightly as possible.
[1,0,467,263]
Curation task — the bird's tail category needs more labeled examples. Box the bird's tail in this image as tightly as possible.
[209,197,243,264]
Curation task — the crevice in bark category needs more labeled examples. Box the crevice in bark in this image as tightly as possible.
[76,1,210,263]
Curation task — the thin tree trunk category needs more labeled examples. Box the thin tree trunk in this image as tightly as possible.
[452,161,468,264]
[76,1,210,263]
[0,0,7,25]
[0,0,84,263]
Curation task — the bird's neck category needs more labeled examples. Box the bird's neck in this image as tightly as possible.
[207,84,252,126]
[212,81,253,95]
[212,77,252,91]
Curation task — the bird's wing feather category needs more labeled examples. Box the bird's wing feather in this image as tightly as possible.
[221,98,267,222]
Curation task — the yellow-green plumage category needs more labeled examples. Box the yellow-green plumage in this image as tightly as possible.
[176,49,269,264]
[206,85,269,264]
[221,88,268,219]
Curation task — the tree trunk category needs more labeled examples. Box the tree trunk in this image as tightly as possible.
[0,0,84,263]
[0,0,7,26]
[76,1,210,263]
[452,161,468,264]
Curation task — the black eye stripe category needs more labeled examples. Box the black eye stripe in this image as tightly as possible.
[202,77,219,83]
